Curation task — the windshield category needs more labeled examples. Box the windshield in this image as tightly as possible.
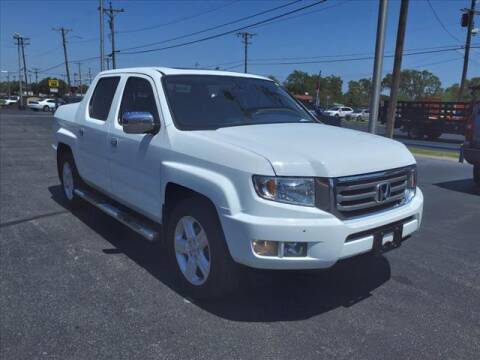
[163,75,315,130]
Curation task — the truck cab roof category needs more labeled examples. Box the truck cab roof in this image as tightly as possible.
[97,67,271,81]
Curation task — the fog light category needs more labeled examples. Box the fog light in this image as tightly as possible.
[283,242,307,257]
[252,240,278,256]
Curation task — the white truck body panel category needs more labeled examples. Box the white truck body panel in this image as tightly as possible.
[53,67,424,270]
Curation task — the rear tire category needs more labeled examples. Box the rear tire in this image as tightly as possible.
[408,125,424,140]
[426,129,442,141]
[166,197,239,299]
[474,165,480,185]
[58,152,83,208]
[43,105,50,112]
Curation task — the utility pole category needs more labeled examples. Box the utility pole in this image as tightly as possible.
[368,0,388,134]
[104,1,124,69]
[31,67,39,84]
[106,57,111,70]
[88,67,92,85]
[53,27,72,91]
[237,32,256,73]
[315,70,322,109]
[13,33,24,108]
[99,0,105,71]
[385,0,409,138]
[19,36,30,96]
[459,0,478,100]
[76,62,83,96]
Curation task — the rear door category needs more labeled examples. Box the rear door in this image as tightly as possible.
[107,74,164,220]
[76,76,121,193]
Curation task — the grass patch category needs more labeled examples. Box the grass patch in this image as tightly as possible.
[408,146,459,160]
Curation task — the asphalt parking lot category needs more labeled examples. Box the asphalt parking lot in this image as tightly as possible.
[1,109,479,360]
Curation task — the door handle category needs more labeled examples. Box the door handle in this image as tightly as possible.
[110,137,118,147]
[79,128,84,136]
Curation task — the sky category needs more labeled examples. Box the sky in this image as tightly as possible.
[0,0,479,91]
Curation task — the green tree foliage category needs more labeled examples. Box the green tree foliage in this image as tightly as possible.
[443,77,480,101]
[284,71,343,105]
[382,69,442,100]
[344,78,372,107]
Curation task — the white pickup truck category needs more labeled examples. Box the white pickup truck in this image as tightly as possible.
[53,67,423,298]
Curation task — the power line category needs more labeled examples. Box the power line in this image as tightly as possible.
[426,0,461,43]
[118,0,303,53]
[214,43,477,68]
[64,1,242,45]
[118,1,327,55]
[426,0,480,58]
[117,0,240,34]
[237,45,480,67]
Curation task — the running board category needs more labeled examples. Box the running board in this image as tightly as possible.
[74,189,160,242]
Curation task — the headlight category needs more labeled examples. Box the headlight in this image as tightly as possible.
[252,176,315,206]
[404,166,417,203]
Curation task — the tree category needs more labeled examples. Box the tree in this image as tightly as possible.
[344,78,372,107]
[382,69,442,100]
[443,77,480,101]
[284,71,343,105]
[284,70,313,95]
[37,77,68,96]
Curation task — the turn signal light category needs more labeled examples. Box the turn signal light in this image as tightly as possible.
[252,240,278,257]
[252,241,308,257]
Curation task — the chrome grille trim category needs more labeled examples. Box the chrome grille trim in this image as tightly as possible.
[328,166,414,219]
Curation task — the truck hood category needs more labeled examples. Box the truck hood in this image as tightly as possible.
[197,123,415,177]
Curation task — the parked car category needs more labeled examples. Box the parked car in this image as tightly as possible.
[53,67,423,298]
[350,108,370,121]
[28,98,57,112]
[1,96,19,106]
[323,106,354,118]
[461,101,480,184]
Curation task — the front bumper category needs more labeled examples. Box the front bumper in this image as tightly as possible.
[220,188,423,269]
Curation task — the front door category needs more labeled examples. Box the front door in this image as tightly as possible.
[107,75,164,221]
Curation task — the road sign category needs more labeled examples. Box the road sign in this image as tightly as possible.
[48,79,59,88]
[50,88,58,93]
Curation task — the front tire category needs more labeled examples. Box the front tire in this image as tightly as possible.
[166,197,239,299]
[43,105,50,112]
[59,153,83,207]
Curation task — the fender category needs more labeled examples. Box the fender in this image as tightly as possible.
[161,161,242,216]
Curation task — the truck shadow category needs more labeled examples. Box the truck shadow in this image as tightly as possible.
[434,179,480,196]
[49,185,391,322]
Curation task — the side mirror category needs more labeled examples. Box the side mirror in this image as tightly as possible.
[121,112,158,134]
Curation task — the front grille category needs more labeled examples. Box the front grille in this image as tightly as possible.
[333,166,412,218]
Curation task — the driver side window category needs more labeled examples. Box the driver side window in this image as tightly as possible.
[119,77,159,125]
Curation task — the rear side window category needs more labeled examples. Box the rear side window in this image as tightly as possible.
[119,77,159,123]
[89,76,120,121]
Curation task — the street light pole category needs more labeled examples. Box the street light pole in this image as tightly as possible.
[368,0,388,134]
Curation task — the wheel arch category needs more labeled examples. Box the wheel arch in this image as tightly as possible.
[161,162,242,224]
